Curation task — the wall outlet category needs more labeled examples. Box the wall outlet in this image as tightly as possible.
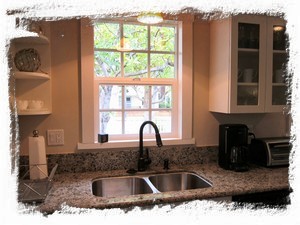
[47,129,64,146]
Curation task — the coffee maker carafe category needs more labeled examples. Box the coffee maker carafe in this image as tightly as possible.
[219,124,249,172]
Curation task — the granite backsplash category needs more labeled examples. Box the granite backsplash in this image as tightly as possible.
[19,145,218,176]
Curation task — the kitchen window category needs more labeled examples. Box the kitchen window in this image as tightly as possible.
[79,18,194,149]
[94,21,177,140]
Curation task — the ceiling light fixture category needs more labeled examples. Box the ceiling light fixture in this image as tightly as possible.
[273,25,285,32]
[137,12,163,24]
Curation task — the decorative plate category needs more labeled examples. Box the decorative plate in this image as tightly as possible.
[14,48,41,72]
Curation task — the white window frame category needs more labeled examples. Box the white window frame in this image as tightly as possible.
[94,20,177,141]
[78,17,194,150]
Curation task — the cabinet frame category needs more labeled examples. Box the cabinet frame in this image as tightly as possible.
[231,15,267,113]
[209,14,287,113]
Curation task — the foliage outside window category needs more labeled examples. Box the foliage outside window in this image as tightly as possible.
[94,20,178,139]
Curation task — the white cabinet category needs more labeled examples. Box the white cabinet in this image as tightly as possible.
[11,32,52,115]
[209,15,288,113]
[265,17,288,112]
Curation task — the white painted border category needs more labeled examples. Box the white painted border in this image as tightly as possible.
[80,18,194,147]
[77,138,195,150]
[1,1,299,225]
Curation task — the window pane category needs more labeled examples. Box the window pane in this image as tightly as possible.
[124,24,148,50]
[125,111,149,134]
[150,54,175,78]
[99,85,122,109]
[94,23,119,49]
[152,86,172,109]
[125,86,149,109]
[124,53,148,78]
[100,111,122,134]
[152,111,171,133]
[94,51,121,77]
[151,26,175,51]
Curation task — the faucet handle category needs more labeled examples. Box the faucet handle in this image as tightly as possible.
[138,148,151,171]
[144,157,151,165]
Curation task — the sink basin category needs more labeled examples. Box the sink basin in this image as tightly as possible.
[148,172,212,192]
[92,171,212,198]
[92,176,153,197]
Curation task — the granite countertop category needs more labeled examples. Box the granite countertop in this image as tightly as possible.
[37,162,289,213]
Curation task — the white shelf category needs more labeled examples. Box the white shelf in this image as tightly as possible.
[238,48,259,52]
[13,34,49,45]
[272,82,286,86]
[17,109,51,116]
[273,50,286,54]
[14,71,50,80]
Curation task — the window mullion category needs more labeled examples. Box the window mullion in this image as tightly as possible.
[120,23,125,78]
[96,78,176,85]
[147,25,151,78]
[120,23,126,135]
[95,48,175,55]
[122,85,125,135]
[149,85,152,133]
[147,25,151,132]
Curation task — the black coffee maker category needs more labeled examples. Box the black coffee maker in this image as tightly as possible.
[219,124,249,172]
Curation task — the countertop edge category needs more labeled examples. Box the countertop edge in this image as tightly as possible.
[27,163,289,214]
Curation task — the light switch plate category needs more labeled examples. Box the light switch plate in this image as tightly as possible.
[47,129,64,146]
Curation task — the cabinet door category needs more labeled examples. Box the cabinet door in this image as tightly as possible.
[265,17,288,112]
[230,15,267,113]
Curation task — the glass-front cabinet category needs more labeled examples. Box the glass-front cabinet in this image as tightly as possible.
[265,17,288,112]
[209,15,288,113]
[236,20,264,111]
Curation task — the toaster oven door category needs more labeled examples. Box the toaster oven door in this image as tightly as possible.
[268,142,290,166]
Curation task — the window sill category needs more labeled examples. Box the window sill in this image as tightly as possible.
[77,138,195,151]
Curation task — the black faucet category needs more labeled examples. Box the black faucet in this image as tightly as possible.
[138,121,163,171]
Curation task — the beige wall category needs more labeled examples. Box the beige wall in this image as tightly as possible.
[18,18,289,155]
[19,20,81,155]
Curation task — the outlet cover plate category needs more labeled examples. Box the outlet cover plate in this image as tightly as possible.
[47,129,64,146]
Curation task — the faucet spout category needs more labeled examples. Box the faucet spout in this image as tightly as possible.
[155,133,163,148]
[139,121,163,156]
[138,121,163,171]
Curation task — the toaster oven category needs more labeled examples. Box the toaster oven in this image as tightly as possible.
[249,137,290,167]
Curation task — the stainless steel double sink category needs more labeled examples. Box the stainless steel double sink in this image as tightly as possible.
[92,171,212,198]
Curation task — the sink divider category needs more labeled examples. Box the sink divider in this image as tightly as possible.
[143,177,160,194]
